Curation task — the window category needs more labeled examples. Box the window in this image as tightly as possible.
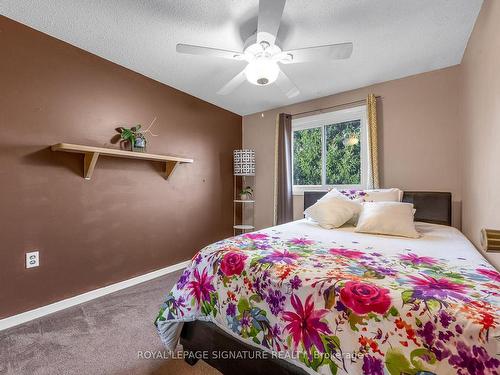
[292,105,368,194]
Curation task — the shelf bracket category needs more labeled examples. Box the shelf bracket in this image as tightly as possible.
[164,161,179,180]
[84,152,99,180]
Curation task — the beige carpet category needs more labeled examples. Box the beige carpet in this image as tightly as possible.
[0,270,221,375]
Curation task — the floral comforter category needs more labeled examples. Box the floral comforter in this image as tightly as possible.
[156,220,500,374]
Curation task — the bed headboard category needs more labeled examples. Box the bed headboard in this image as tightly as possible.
[303,191,452,226]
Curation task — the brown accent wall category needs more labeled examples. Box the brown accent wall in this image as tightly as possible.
[460,0,500,270]
[0,16,241,318]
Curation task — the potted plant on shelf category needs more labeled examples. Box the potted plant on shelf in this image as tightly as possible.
[117,117,159,152]
[239,186,253,201]
[119,125,146,152]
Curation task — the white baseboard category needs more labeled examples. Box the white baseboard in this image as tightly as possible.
[0,259,191,331]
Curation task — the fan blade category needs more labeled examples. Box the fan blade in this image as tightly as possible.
[281,42,353,64]
[176,43,244,60]
[257,0,286,45]
[217,69,247,95]
[275,70,299,98]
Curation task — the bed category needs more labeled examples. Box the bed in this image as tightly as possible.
[155,191,500,375]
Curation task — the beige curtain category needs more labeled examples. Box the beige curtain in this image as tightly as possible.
[273,113,293,225]
[367,94,380,189]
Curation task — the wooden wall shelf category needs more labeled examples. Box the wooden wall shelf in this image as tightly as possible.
[51,143,193,180]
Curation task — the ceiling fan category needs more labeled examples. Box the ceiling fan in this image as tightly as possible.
[176,0,353,99]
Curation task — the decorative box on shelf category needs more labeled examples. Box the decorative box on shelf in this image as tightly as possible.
[233,149,255,176]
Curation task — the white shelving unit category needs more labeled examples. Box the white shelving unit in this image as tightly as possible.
[233,175,255,235]
[233,224,255,231]
[233,149,255,235]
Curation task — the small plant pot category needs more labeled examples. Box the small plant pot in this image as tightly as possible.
[132,138,146,153]
[240,194,249,200]
[132,145,146,152]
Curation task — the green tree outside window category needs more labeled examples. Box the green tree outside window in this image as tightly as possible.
[293,120,361,186]
[325,120,361,185]
[293,127,322,185]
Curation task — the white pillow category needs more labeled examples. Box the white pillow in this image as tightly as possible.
[339,188,403,202]
[305,191,361,229]
[355,202,420,238]
[318,188,362,203]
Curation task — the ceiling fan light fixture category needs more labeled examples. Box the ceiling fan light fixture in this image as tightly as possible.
[177,0,353,98]
[245,58,280,86]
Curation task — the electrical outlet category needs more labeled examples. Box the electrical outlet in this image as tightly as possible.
[26,251,39,268]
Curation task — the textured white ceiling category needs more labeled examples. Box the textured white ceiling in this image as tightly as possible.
[1,0,483,115]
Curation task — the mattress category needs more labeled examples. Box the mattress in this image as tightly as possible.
[156,220,500,374]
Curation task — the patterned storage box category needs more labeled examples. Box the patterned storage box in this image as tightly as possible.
[233,149,255,176]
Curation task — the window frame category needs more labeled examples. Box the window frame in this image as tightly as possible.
[291,105,368,195]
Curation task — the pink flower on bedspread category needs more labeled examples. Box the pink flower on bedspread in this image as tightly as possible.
[288,237,315,246]
[340,281,391,315]
[477,268,500,283]
[187,267,215,305]
[408,274,469,301]
[244,233,268,240]
[329,248,365,259]
[282,294,331,356]
[220,251,248,276]
[399,253,438,266]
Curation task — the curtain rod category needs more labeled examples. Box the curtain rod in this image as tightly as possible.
[291,95,382,118]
